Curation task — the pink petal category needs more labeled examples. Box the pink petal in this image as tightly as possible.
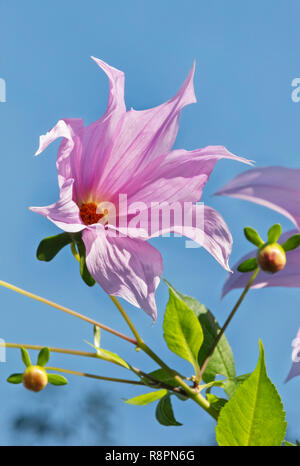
[95,64,197,196]
[82,229,163,320]
[127,146,252,204]
[35,58,126,203]
[222,229,300,296]
[78,57,126,201]
[149,204,233,271]
[286,328,300,382]
[216,167,300,229]
[30,179,85,233]
[35,119,84,190]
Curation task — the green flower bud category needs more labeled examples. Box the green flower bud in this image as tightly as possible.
[22,365,48,392]
[257,243,286,274]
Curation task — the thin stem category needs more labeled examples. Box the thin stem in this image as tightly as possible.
[199,267,259,380]
[108,296,218,417]
[70,242,80,262]
[0,342,129,368]
[110,295,143,345]
[45,366,144,386]
[0,280,137,345]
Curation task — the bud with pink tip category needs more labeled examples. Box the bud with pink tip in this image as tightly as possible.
[257,243,286,274]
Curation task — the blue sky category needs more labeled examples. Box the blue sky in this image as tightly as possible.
[0,0,299,445]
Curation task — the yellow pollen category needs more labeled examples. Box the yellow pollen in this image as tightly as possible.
[80,203,104,226]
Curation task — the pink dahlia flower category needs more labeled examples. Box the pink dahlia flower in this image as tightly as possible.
[216,167,300,296]
[31,57,250,320]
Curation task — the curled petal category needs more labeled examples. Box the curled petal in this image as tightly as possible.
[35,119,83,190]
[82,229,163,320]
[30,179,84,233]
[216,166,300,229]
[222,229,300,296]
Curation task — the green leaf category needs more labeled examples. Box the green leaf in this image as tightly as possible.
[199,380,225,393]
[7,373,23,384]
[163,288,203,374]
[37,233,72,262]
[156,394,182,426]
[216,341,287,446]
[76,239,96,287]
[37,347,50,367]
[237,257,258,273]
[224,373,251,398]
[143,369,179,388]
[284,441,297,446]
[93,325,101,353]
[98,349,130,369]
[125,389,167,406]
[21,348,31,367]
[48,374,68,386]
[281,234,300,252]
[206,394,227,416]
[244,227,264,247]
[267,224,282,243]
[84,340,130,369]
[164,281,236,383]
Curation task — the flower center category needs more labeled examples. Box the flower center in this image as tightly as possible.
[80,203,104,226]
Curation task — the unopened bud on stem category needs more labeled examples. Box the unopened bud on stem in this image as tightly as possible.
[257,243,286,274]
[22,365,48,392]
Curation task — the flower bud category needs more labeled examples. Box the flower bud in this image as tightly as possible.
[257,243,286,274]
[22,365,48,392]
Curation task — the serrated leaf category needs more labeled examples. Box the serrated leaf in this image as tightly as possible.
[156,394,182,426]
[268,224,282,243]
[224,373,251,398]
[7,373,23,384]
[125,389,167,406]
[37,233,72,262]
[244,227,264,247]
[281,234,300,252]
[216,341,287,446]
[21,348,31,367]
[237,257,258,273]
[76,239,96,287]
[48,374,68,386]
[164,281,236,383]
[37,347,50,367]
[163,288,203,374]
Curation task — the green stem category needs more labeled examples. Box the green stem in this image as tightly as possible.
[110,295,143,345]
[174,375,218,420]
[45,366,144,386]
[109,297,218,419]
[1,342,131,369]
[0,280,137,345]
[199,267,260,380]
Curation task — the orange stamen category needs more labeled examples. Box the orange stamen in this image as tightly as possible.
[80,203,104,226]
